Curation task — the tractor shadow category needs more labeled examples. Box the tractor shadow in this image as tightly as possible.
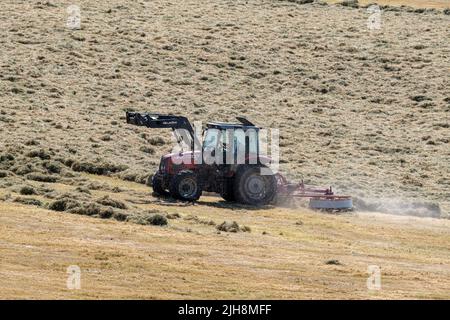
[195,200,276,211]
[150,194,275,211]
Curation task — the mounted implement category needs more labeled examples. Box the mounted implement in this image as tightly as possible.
[126,112,352,210]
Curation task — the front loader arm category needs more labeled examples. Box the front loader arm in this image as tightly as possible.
[126,112,194,133]
[125,112,200,150]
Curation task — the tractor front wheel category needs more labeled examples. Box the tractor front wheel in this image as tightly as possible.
[169,170,202,201]
[233,165,277,206]
[151,172,169,196]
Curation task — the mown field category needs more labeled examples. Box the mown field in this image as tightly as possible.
[326,0,450,9]
[1,174,449,299]
[0,0,449,299]
[1,0,448,215]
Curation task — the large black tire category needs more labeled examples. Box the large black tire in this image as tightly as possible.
[220,179,235,202]
[150,172,169,196]
[233,165,277,206]
[169,170,202,201]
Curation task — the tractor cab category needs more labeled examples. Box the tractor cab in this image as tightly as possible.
[201,121,261,166]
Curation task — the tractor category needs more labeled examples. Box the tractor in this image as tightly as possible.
[126,112,353,210]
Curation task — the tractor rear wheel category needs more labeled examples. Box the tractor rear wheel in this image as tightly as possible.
[169,170,202,201]
[233,165,277,206]
[150,172,169,196]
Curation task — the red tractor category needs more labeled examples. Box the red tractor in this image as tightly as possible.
[126,112,353,210]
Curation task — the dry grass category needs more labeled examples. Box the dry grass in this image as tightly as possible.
[0,0,448,215]
[0,0,449,299]
[0,175,449,299]
[327,0,450,9]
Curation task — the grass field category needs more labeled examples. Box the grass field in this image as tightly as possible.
[1,0,448,215]
[1,174,449,299]
[326,0,450,9]
[0,0,449,299]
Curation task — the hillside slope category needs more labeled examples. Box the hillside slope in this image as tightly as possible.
[0,0,449,299]
[0,0,449,215]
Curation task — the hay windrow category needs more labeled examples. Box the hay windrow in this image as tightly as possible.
[96,195,127,209]
[71,160,128,175]
[130,213,168,226]
[13,197,43,207]
[216,221,251,233]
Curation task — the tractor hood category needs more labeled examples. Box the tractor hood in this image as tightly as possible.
[162,150,202,166]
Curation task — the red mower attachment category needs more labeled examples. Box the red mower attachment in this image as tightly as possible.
[276,174,353,211]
